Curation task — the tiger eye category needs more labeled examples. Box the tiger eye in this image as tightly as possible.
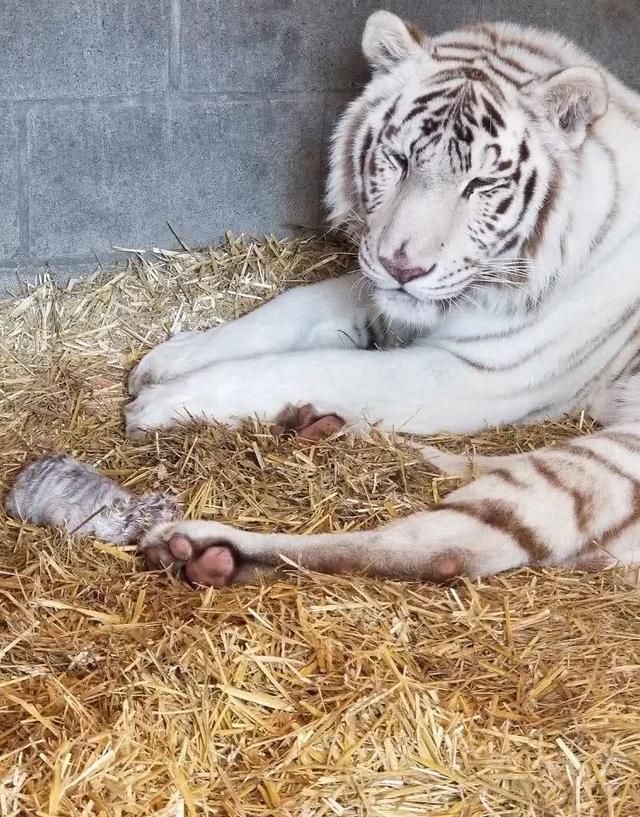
[462,177,498,198]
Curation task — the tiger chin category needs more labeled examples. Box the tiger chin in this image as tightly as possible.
[127,11,640,585]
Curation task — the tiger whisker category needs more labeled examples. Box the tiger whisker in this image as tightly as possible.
[480,258,535,265]
[476,269,531,284]
[478,261,534,269]
[476,275,535,298]
[478,271,532,280]
[479,268,533,277]
[351,275,374,301]
[478,259,536,267]
[475,271,537,294]
[457,290,484,311]
[480,269,533,273]
[365,306,390,344]
[474,277,542,307]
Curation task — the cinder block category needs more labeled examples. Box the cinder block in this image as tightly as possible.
[180,0,477,92]
[480,0,640,89]
[0,108,20,259]
[27,97,324,258]
[0,259,103,295]
[0,0,169,100]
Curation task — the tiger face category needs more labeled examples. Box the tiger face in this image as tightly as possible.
[327,12,609,327]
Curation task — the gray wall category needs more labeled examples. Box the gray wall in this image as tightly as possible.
[1,0,639,277]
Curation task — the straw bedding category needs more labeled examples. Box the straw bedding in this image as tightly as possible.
[1,234,639,816]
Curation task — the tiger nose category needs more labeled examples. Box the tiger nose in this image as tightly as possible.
[380,252,437,284]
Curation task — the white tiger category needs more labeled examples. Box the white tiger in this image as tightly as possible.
[128,11,640,585]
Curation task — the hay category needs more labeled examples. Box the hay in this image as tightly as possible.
[0,233,639,816]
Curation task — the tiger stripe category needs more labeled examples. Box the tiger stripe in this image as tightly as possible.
[434,498,552,562]
[530,456,593,533]
[275,12,640,581]
[127,13,640,588]
[488,467,529,489]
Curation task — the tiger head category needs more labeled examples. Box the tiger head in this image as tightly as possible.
[327,11,609,326]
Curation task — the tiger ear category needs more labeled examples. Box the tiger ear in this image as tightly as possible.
[362,11,428,72]
[532,66,609,148]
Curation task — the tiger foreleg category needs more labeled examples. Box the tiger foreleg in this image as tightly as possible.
[129,274,371,396]
[124,343,543,438]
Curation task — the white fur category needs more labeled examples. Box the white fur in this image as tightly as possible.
[126,14,640,441]
[129,15,640,579]
[362,10,426,71]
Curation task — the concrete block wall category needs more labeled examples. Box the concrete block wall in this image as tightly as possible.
[1,0,639,278]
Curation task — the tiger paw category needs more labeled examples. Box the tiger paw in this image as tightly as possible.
[142,529,238,587]
[128,331,204,397]
[272,403,345,441]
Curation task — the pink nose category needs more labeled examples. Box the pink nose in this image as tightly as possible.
[380,251,436,285]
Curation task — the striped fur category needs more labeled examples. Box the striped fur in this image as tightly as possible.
[141,420,640,583]
[127,11,640,442]
[129,13,640,579]
[6,455,180,545]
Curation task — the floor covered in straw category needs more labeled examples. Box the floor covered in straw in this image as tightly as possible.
[1,235,639,816]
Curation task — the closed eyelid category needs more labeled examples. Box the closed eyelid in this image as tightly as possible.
[461,177,500,197]
[382,148,408,164]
